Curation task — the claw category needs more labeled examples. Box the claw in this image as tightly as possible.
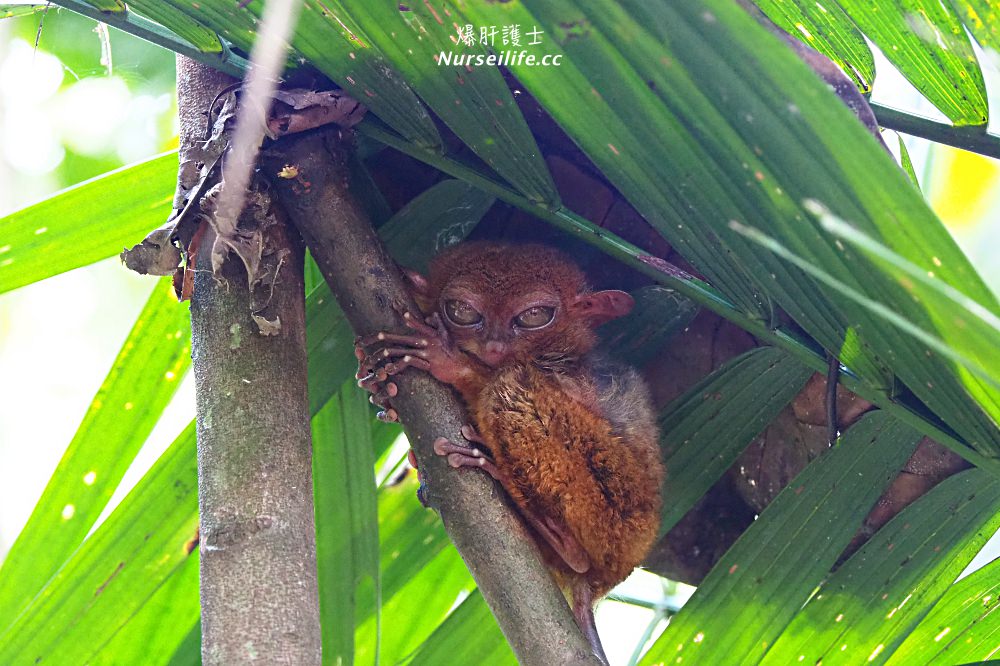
[432,435,501,480]
[460,423,487,446]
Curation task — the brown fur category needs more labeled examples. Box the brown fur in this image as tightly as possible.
[421,242,664,603]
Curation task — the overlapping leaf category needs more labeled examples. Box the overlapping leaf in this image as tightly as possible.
[89,553,200,665]
[658,347,813,533]
[131,0,557,202]
[404,590,516,666]
[948,0,1000,55]
[753,0,875,91]
[756,1,989,125]
[836,0,987,125]
[0,152,175,295]
[355,479,475,664]
[313,380,381,666]
[734,207,1000,460]
[0,279,190,630]
[889,556,1000,664]
[125,0,224,52]
[612,0,1000,456]
[640,412,922,665]
[0,424,200,664]
[329,0,558,204]
[762,469,1000,664]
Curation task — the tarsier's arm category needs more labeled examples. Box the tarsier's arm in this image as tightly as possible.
[356,310,489,418]
[356,311,594,573]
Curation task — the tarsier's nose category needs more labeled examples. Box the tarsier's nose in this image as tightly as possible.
[482,341,508,366]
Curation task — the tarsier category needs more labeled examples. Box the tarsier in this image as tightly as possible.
[356,241,664,663]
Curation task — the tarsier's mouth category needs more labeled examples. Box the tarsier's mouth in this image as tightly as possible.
[467,348,509,368]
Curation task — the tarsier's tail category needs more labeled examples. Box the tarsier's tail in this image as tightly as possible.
[570,580,610,666]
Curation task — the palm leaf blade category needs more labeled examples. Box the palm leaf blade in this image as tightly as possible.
[640,412,922,665]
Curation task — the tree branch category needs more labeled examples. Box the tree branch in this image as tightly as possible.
[261,129,601,665]
[870,103,1000,160]
[179,57,321,664]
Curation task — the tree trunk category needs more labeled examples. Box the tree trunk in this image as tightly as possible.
[262,130,602,665]
[179,56,321,665]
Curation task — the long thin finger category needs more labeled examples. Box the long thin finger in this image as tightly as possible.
[363,346,429,370]
[385,355,431,375]
[402,311,437,336]
[360,331,430,349]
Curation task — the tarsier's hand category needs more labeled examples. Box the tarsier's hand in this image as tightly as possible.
[356,311,465,422]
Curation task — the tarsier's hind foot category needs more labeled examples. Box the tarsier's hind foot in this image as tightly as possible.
[435,427,592,576]
[433,425,502,477]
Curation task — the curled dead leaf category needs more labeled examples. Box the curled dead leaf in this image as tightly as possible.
[120,223,182,276]
[267,89,367,138]
[252,313,282,336]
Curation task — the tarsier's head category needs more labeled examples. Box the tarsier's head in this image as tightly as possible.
[409,242,633,369]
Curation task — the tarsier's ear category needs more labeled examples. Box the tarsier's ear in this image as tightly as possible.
[570,290,634,326]
[404,269,435,312]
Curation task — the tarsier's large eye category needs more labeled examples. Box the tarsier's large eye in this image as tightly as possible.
[514,306,555,329]
[444,299,483,326]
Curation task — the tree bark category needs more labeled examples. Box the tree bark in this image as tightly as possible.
[179,57,321,665]
[262,130,601,665]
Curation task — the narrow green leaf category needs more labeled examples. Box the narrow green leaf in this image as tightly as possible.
[948,0,1000,55]
[731,221,998,391]
[889,557,1000,664]
[362,478,456,622]
[139,0,442,147]
[836,0,988,125]
[897,133,922,191]
[1,4,49,18]
[313,379,381,666]
[355,477,475,664]
[358,541,474,665]
[166,623,201,666]
[384,180,496,273]
[635,0,1000,457]
[0,152,175,295]
[0,279,190,630]
[80,0,125,12]
[89,552,200,666]
[330,0,559,204]
[732,215,1000,462]
[640,412,922,665]
[659,347,814,534]
[752,0,875,91]
[405,590,516,666]
[763,469,1000,664]
[126,0,224,53]
[0,424,200,664]
[817,207,1000,392]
